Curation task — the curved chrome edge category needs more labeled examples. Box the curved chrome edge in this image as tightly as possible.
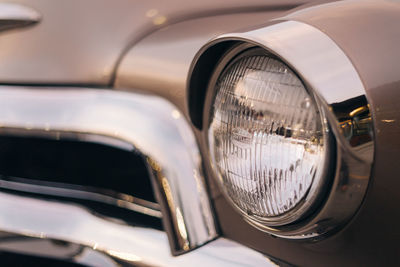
[192,20,374,238]
[0,3,41,32]
[0,87,217,254]
[0,192,277,266]
[0,178,162,218]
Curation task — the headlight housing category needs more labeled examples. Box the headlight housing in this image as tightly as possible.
[190,20,373,240]
[207,48,332,227]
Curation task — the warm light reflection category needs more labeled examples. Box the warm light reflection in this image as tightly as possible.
[171,109,181,119]
[120,194,134,202]
[349,106,368,117]
[340,120,352,128]
[175,207,189,248]
[349,173,368,179]
[25,123,33,130]
[145,9,158,18]
[161,177,173,209]
[161,176,189,248]
[107,249,142,262]
[19,230,47,239]
[153,15,167,25]
[146,157,162,172]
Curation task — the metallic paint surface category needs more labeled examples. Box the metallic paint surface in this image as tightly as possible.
[115,11,288,115]
[0,191,277,266]
[0,0,305,85]
[282,0,400,265]
[0,87,217,254]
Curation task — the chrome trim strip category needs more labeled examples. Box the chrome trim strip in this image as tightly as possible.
[0,178,162,218]
[193,20,374,238]
[0,87,217,254]
[0,192,276,266]
[0,3,41,31]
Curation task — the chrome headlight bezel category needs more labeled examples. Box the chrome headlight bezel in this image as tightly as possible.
[190,20,374,239]
[203,44,336,229]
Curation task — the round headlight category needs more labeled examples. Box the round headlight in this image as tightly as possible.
[208,49,331,226]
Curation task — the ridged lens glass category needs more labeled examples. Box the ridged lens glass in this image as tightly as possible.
[208,51,328,224]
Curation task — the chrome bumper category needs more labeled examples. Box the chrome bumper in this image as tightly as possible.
[0,86,277,266]
[0,191,276,266]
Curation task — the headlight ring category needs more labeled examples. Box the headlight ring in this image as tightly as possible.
[205,46,335,229]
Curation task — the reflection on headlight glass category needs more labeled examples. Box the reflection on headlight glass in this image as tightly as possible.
[208,54,327,219]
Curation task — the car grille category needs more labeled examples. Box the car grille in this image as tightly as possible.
[0,135,162,230]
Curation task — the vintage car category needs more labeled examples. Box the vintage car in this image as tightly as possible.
[0,0,398,266]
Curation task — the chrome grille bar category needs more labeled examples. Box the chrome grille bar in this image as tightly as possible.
[0,87,218,254]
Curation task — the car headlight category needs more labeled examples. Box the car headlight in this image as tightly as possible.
[207,48,331,226]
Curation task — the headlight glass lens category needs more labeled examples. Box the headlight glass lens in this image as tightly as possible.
[208,51,328,224]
